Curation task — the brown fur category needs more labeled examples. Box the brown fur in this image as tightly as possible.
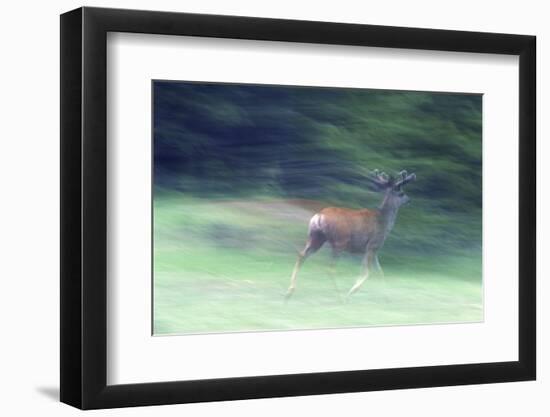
[316,207,381,254]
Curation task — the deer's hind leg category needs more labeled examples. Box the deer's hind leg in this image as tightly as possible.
[285,232,326,300]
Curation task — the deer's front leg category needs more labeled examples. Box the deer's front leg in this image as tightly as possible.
[347,250,375,298]
[374,254,384,279]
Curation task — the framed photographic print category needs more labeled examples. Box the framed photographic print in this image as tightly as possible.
[60,6,536,409]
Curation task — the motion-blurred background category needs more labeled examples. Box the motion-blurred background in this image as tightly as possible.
[153,81,482,335]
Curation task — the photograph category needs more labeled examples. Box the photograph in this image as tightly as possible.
[53,3,538,412]
[152,81,483,335]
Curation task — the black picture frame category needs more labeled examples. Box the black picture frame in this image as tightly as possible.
[60,6,536,410]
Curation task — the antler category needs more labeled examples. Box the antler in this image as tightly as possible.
[394,170,416,188]
[365,169,392,189]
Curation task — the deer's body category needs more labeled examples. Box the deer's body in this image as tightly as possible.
[285,170,416,300]
[309,207,382,254]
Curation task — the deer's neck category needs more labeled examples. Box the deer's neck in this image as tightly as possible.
[377,195,400,235]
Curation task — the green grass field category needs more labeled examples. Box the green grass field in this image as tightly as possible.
[153,193,483,335]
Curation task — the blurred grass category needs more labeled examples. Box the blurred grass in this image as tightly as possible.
[153,84,483,335]
[153,192,482,335]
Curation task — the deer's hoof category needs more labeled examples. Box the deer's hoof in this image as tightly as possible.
[284,289,295,303]
[344,293,355,303]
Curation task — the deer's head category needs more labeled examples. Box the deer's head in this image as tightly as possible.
[366,169,417,209]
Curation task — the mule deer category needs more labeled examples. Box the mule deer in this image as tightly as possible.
[286,170,416,300]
